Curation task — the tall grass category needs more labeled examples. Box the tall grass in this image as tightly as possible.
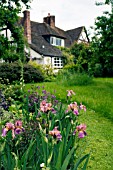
[56,70,93,86]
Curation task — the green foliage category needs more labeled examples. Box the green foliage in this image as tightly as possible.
[23,64,45,83]
[56,69,93,86]
[0,62,21,83]
[0,85,89,169]
[58,46,74,66]
[28,61,45,74]
[70,42,92,73]
[90,2,113,77]
[0,62,45,84]
[28,61,56,82]
[0,0,31,62]
[24,79,113,170]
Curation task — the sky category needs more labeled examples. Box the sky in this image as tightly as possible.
[25,0,111,32]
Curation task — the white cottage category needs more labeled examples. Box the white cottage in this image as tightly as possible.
[20,11,90,71]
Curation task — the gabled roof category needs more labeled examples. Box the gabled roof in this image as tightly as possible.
[31,21,66,39]
[30,21,63,57]
[19,12,89,57]
[66,26,90,45]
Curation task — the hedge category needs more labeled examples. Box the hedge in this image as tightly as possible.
[0,62,45,84]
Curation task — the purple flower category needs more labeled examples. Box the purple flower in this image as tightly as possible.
[2,122,15,138]
[42,90,47,94]
[15,120,22,127]
[67,90,75,97]
[51,108,57,114]
[78,131,87,138]
[51,95,56,99]
[67,102,79,115]
[42,96,47,100]
[49,127,62,140]
[40,100,52,113]
[15,120,24,134]
[73,124,87,138]
[2,121,25,138]
[2,128,8,137]
[80,103,86,112]
[53,100,59,105]
[37,86,40,89]
[73,109,79,115]
[56,134,62,140]
[15,127,24,134]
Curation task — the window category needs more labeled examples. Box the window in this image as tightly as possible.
[56,38,61,46]
[53,57,63,68]
[50,36,64,47]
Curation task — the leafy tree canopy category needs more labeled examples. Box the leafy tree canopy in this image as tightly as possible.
[0,0,32,62]
[91,0,113,76]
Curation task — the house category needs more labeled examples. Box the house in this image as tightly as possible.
[1,10,89,70]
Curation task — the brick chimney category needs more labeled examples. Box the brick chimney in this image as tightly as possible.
[43,13,55,27]
[23,10,31,44]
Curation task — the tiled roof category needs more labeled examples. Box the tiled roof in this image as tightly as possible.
[30,36,62,57]
[31,21,66,39]
[66,26,90,44]
[19,16,89,57]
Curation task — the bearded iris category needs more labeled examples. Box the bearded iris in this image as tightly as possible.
[2,120,24,138]
[67,90,75,97]
[49,127,62,140]
[40,100,55,113]
[73,124,87,138]
[66,102,79,115]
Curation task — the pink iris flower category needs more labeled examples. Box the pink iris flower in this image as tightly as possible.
[67,90,75,97]
[73,124,87,138]
[40,100,53,113]
[2,120,24,138]
[14,120,24,134]
[49,127,62,140]
[80,103,86,112]
[67,102,79,115]
[2,122,15,138]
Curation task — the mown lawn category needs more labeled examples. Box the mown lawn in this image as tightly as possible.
[25,78,113,170]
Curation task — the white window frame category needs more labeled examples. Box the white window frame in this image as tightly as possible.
[53,57,63,68]
[50,36,64,47]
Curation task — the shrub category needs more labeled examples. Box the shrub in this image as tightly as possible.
[28,61,45,76]
[63,63,78,73]
[28,61,57,82]
[0,62,45,84]
[23,64,44,83]
[0,62,21,83]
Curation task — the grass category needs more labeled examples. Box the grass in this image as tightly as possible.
[24,78,113,170]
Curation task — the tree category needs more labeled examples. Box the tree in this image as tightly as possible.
[91,0,113,77]
[70,42,92,73]
[0,0,32,62]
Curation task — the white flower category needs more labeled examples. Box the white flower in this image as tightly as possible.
[40,163,45,168]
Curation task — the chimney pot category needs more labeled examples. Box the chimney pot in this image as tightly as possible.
[43,14,55,27]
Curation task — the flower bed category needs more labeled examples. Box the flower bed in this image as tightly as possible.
[0,85,90,170]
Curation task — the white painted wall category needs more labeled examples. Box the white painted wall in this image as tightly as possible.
[30,48,62,72]
[0,29,12,41]
[30,48,53,67]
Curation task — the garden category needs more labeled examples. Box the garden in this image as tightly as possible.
[0,68,113,169]
[0,0,113,169]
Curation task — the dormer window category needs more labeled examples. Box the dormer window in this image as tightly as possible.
[50,36,64,47]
